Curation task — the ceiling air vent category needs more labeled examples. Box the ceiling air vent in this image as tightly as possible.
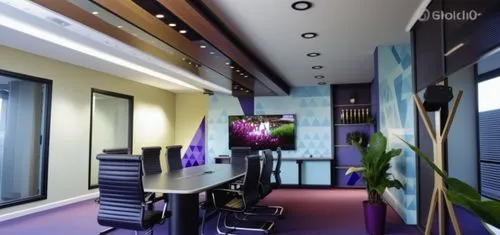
[46,16,70,27]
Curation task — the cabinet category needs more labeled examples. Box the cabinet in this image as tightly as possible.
[331,84,374,188]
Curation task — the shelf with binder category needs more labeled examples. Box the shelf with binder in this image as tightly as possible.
[334,103,371,108]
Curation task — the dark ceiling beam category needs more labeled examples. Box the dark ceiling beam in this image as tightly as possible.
[156,0,290,96]
[30,0,254,92]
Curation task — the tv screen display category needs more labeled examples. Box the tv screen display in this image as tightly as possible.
[228,114,296,150]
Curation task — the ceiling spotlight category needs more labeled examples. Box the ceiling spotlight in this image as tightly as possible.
[117,25,123,29]
[307,52,321,57]
[168,23,176,27]
[230,66,234,69]
[182,58,186,61]
[318,82,327,85]
[312,65,323,69]
[245,90,250,93]
[225,62,230,65]
[301,32,318,39]
[240,73,244,76]
[315,75,325,79]
[236,70,240,72]
[179,30,187,34]
[292,1,313,11]
[188,61,192,64]
[92,11,99,15]
[210,52,215,55]
[200,45,206,48]
[155,14,165,19]
[245,75,249,78]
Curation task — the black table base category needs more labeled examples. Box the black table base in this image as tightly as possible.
[170,193,199,235]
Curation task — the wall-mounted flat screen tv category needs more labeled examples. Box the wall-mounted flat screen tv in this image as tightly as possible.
[228,114,296,150]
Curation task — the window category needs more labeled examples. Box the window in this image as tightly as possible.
[0,70,51,208]
[478,74,500,200]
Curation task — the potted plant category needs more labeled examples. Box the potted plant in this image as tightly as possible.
[399,137,500,230]
[346,132,403,235]
[346,131,368,147]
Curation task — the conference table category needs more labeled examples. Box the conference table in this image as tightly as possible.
[143,164,246,235]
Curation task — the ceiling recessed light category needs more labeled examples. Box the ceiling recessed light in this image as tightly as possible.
[225,62,230,65]
[188,61,192,64]
[200,45,206,48]
[307,52,321,57]
[179,30,187,34]
[318,82,327,85]
[132,33,138,37]
[292,1,313,11]
[230,66,234,69]
[240,73,244,75]
[210,52,215,55]
[92,11,99,15]
[155,14,165,19]
[117,25,123,29]
[236,70,240,72]
[182,58,186,61]
[301,32,318,39]
[245,75,249,78]
[168,23,176,27]
[245,90,250,93]
[312,65,323,69]
[315,75,325,79]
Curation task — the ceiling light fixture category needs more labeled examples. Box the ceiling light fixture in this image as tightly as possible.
[92,11,99,15]
[225,62,230,65]
[210,52,215,55]
[301,32,318,39]
[245,75,249,78]
[179,30,187,34]
[312,65,323,69]
[168,23,176,27]
[117,25,123,29]
[318,82,327,85]
[0,13,200,91]
[315,75,325,79]
[230,66,234,69]
[236,70,240,72]
[200,45,206,48]
[292,1,313,11]
[307,52,321,57]
[155,14,165,19]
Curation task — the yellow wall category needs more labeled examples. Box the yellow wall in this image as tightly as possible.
[174,93,208,157]
[0,45,176,216]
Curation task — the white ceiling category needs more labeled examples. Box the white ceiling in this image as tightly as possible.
[204,0,421,86]
[0,0,232,94]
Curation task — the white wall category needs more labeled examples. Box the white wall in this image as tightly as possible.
[0,45,176,217]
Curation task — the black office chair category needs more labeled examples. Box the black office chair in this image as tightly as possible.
[102,148,130,154]
[273,147,282,188]
[212,155,275,234]
[230,147,252,187]
[96,154,170,235]
[141,147,168,211]
[246,149,284,217]
[165,145,183,171]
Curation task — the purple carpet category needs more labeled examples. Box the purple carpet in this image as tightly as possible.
[0,189,420,234]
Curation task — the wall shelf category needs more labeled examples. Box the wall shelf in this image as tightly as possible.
[334,123,373,126]
[334,103,371,108]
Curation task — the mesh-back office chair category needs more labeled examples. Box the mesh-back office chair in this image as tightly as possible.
[141,147,168,211]
[246,149,284,217]
[273,147,282,187]
[102,148,130,154]
[212,155,275,234]
[165,145,183,171]
[96,154,170,235]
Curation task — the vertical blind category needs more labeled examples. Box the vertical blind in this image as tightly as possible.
[479,109,500,200]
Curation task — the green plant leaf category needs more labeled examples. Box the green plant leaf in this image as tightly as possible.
[447,178,481,200]
[445,190,500,228]
[368,132,387,160]
[397,136,447,179]
[345,167,365,175]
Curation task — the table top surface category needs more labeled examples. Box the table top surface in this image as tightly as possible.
[214,156,334,161]
[143,164,246,194]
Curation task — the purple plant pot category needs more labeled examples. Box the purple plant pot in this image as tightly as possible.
[363,201,387,235]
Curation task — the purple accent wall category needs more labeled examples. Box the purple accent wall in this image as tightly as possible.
[371,47,380,131]
[333,84,372,105]
[237,96,254,115]
[181,117,205,167]
[336,168,365,187]
[335,147,362,166]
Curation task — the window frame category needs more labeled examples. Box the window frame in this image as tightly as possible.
[0,69,52,209]
[88,88,134,189]
[477,67,500,201]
